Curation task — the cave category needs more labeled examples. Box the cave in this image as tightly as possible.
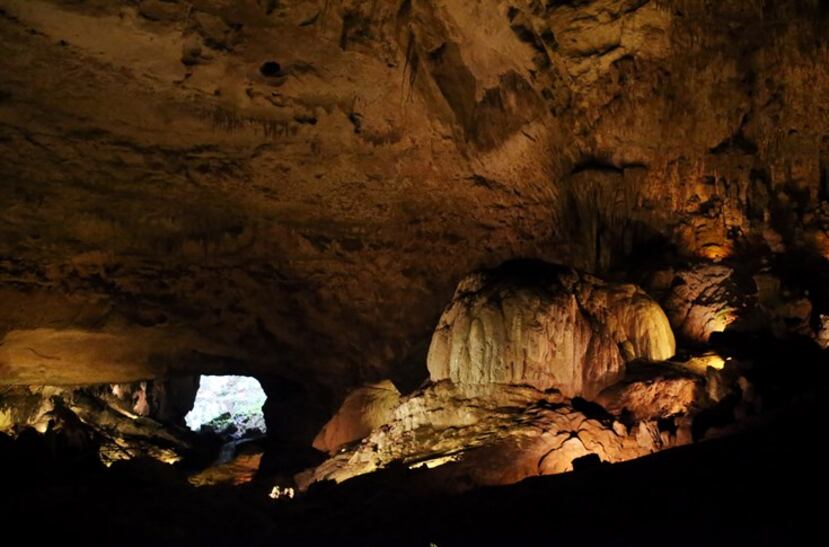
[1,1,829,546]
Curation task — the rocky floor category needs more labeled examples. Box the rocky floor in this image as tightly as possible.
[1,394,825,547]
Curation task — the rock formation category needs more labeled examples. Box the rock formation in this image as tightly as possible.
[299,381,689,490]
[427,261,675,398]
[648,261,825,346]
[0,381,202,467]
[657,264,747,345]
[298,262,688,489]
[312,380,401,454]
[596,362,703,420]
[1,2,829,542]
[1,2,829,433]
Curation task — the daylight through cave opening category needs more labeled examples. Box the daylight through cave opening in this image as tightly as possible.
[185,375,267,441]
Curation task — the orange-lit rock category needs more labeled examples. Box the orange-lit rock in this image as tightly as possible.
[427,261,675,398]
[659,265,744,345]
[188,443,264,487]
[597,363,703,421]
[312,380,400,454]
[299,381,689,491]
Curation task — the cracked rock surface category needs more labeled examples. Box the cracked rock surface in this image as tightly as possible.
[299,381,690,490]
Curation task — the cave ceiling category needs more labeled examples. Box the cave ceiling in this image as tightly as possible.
[1,0,828,406]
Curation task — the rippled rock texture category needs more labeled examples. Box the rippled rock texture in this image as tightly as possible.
[428,261,675,397]
[299,262,690,489]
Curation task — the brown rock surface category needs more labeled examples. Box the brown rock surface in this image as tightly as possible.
[659,265,746,344]
[1,0,829,423]
[597,362,703,420]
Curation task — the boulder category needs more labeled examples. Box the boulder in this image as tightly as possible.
[427,261,675,398]
[312,380,401,454]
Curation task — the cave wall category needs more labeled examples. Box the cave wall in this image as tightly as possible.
[1,0,829,418]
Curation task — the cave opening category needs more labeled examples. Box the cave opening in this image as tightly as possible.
[185,375,267,442]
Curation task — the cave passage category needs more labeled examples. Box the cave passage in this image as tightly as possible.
[185,375,267,440]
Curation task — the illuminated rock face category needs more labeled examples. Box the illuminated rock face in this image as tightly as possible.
[650,263,821,346]
[312,380,400,454]
[303,262,682,483]
[0,381,199,466]
[300,382,688,490]
[597,363,703,421]
[427,262,675,398]
[659,265,744,345]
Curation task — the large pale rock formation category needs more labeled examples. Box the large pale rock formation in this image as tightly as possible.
[427,262,675,398]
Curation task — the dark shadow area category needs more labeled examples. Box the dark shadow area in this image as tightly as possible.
[1,391,825,547]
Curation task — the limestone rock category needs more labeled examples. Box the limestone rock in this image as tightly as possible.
[427,261,675,398]
[657,264,819,345]
[660,265,744,345]
[597,364,704,421]
[299,382,689,491]
[312,380,401,454]
[0,383,200,467]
